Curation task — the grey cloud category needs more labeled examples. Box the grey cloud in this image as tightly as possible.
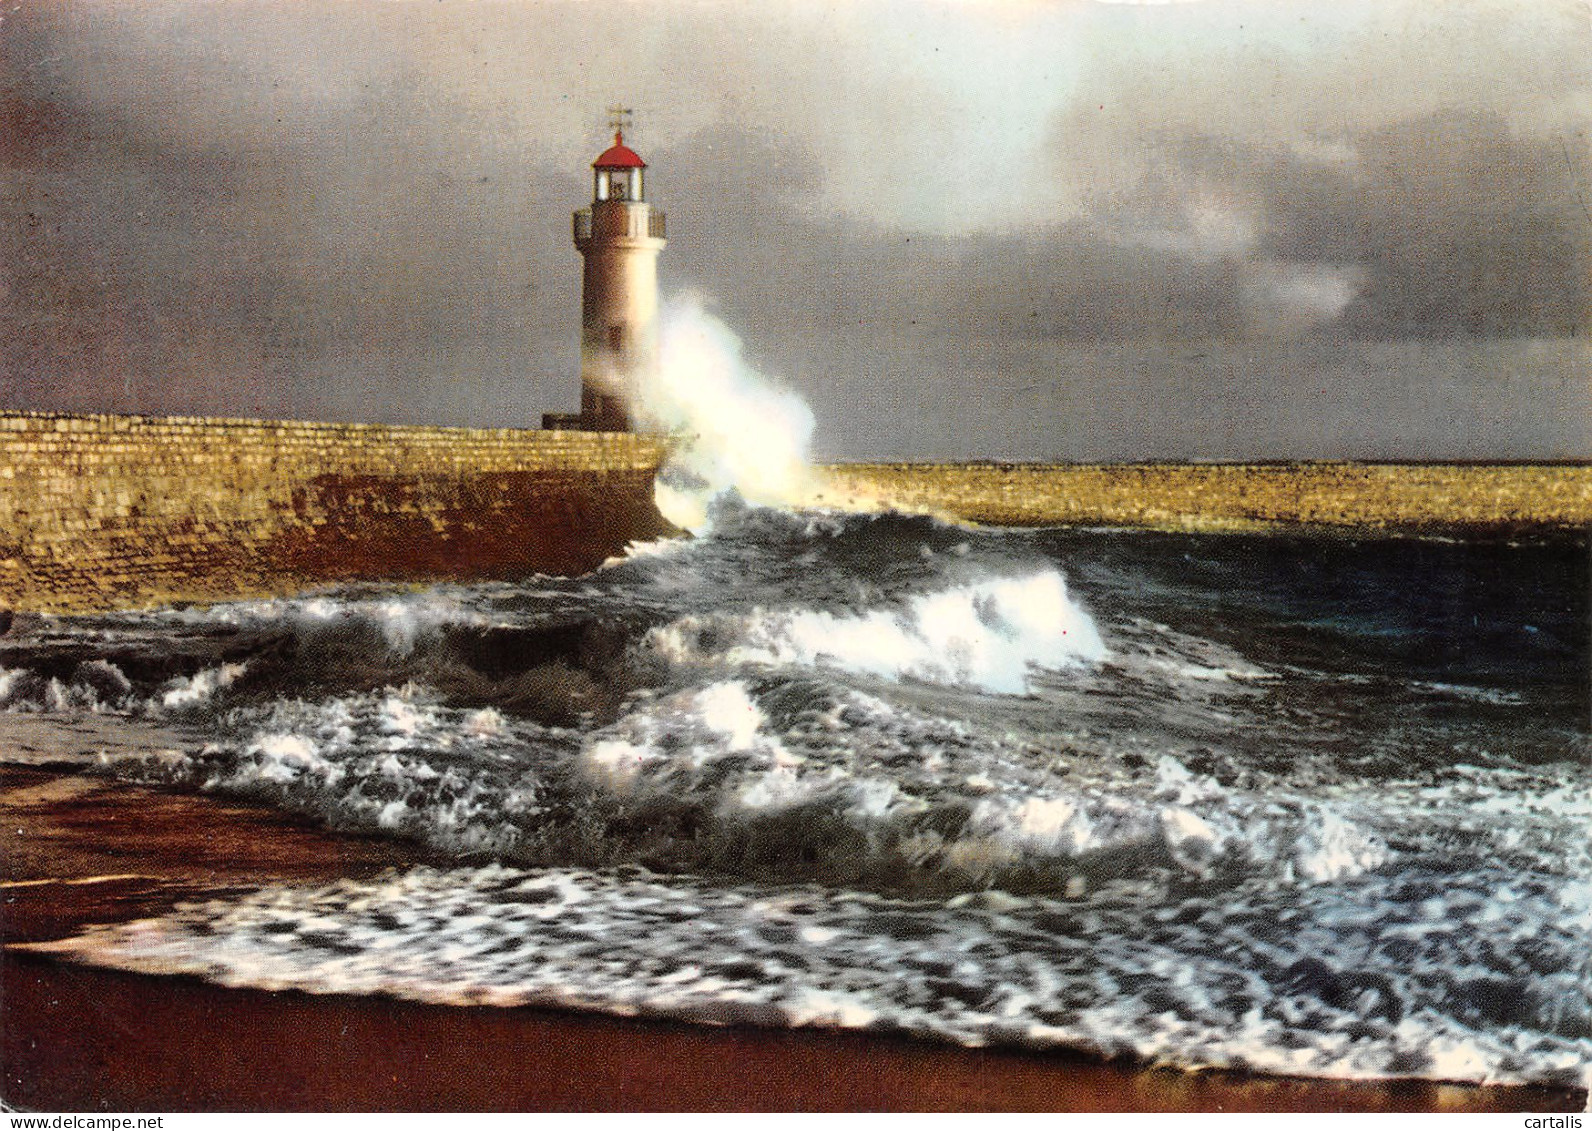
[2,0,1588,459]
[1039,4,1592,339]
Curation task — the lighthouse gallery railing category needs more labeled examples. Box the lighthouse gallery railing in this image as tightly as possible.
[573,208,666,242]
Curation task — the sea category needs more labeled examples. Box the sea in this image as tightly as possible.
[3,498,1588,1090]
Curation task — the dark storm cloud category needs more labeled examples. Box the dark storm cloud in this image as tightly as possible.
[4,67,313,414]
[1032,0,1592,341]
[1,0,1588,456]
[654,122,1246,343]
[1324,111,1591,337]
[2,2,590,423]
[1103,111,1592,339]
[661,111,1589,347]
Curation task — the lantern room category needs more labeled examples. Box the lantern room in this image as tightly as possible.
[593,132,647,202]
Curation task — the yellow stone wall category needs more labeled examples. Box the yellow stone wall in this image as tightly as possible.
[4,411,1585,614]
[0,412,671,613]
[816,462,1592,534]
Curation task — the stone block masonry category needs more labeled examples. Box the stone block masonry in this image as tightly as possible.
[0,413,672,614]
[5,410,1587,614]
[816,462,1592,535]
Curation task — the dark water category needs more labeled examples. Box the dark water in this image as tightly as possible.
[4,505,1588,1086]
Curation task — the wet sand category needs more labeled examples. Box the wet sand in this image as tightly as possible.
[3,767,1585,1112]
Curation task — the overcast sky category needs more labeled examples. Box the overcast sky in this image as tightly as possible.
[4,0,1590,460]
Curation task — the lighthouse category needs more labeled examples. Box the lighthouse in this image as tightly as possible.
[559,110,667,432]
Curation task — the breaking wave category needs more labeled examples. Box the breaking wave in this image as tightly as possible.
[647,570,1106,694]
[4,516,1588,1090]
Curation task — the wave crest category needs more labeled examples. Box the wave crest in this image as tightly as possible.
[648,571,1105,694]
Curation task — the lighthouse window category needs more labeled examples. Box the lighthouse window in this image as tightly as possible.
[594,169,642,203]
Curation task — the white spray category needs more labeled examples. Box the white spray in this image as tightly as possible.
[631,295,818,532]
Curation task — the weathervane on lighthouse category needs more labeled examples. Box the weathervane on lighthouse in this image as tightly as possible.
[546,106,667,432]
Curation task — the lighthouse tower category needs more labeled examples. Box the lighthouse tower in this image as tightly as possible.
[567,110,666,431]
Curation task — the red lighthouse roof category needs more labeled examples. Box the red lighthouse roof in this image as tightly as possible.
[593,131,646,169]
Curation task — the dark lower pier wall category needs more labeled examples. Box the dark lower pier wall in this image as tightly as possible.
[0,413,672,613]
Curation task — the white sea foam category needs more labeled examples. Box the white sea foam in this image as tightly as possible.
[0,666,28,708]
[462,707,507,738]
[649,571,1105,694]
[120,686,553,858]
[162,590,489,656]
[34,863,1590,1088]
[1159,806,1225,878]
[0,661,138,713]
[970,795,1097,857]
[241,733,342,786]
[156,662,248,712]
[1292,807,1389,883]
[581,681,832,814]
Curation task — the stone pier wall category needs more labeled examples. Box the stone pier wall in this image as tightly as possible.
[817,462,1592,535]
[0,413,671,613]
[4,412,1586,614]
